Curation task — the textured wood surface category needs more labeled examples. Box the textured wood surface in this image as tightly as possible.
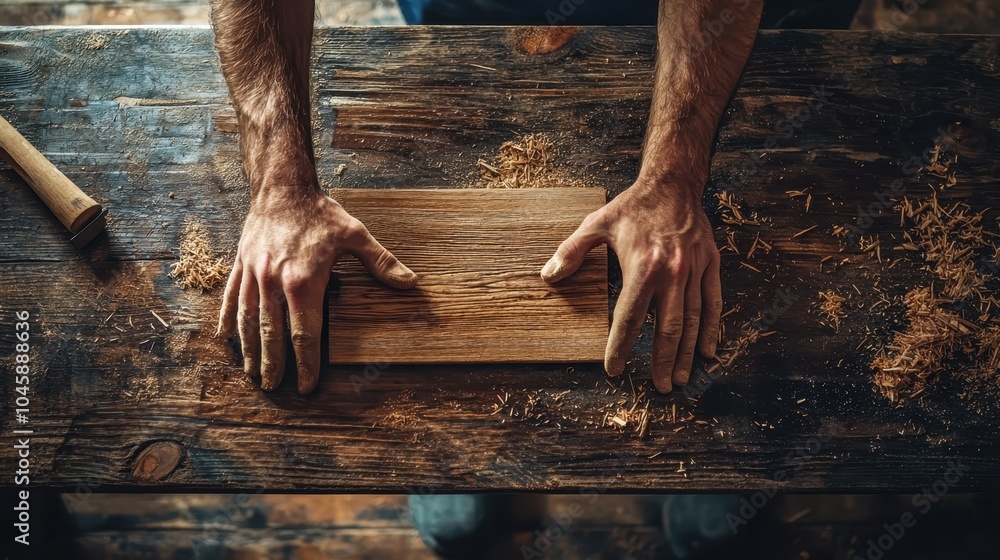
[329,188,608,364]
[0,27,999,493]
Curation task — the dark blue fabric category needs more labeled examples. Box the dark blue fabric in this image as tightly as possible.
[398,0,432,24]
[409,494,502,558]
[396,0,861,28]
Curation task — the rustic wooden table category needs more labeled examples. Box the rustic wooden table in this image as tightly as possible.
[1,26,999,493]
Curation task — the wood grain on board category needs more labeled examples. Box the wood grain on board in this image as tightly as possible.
[328,188,608,364]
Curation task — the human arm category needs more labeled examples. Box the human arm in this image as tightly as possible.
[542,0,763,393]
[212,0,417,394]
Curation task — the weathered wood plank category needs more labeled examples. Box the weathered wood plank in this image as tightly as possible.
[0,27,999,492]
[329,188,608,364]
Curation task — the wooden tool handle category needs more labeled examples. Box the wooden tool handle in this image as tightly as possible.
[0,115,101,234]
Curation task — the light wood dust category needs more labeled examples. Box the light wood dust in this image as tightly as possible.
[871,142,1000,401]
[816,290,847,332]
[477,133,586,189]
[170,220,229,291]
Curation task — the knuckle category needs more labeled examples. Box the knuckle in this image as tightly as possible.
[653,355,675,371]
[654,329,678,345]
[259,319,279,338]
[290,330,317,348]
[656,318,683,341]
[665,254,687,277]
[282,270,309,296]
[560,235,583,259]
[373,248,396,271]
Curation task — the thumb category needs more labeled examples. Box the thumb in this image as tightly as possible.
[348,224,418,290]
[541,211,607,284]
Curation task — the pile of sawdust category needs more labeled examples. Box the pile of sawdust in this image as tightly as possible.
[898,193,990,301]
[971,324,1000,379]
[869,137,1000,402]
[477,133,584,189]
[872,287,979,402]
[169,221,229,291]
[816,290,847,332]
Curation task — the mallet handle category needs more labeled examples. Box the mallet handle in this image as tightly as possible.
[0,114,101,234]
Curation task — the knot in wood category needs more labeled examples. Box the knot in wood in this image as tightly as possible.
[509,27,579,55]
[131,441,184,483]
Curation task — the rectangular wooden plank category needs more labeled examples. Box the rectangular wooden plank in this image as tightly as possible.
[328,188,608,363]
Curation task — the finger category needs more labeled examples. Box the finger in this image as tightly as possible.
[237,272,261,381]
[653,272,687,394]
[698,254,722,358]
[258,279,287,392]
[541,212,608,284]
[347,222,418,289]
[217,257,243,338]
[605,269,654,377]
[672,267,702,387]
[285,281,324,395]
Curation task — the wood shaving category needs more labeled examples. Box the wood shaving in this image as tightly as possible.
[872,287,978,402]
[715,191,761,226]
[169,220,229,291]
[478,133,583,189]
[898,194,990,300]
[816,290,847,332]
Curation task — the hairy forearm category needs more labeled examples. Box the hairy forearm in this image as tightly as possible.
[640,0,763,193]
[212,0,317,198]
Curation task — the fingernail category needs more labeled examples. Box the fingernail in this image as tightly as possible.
[389,262,418,286]
[541,257,562,280]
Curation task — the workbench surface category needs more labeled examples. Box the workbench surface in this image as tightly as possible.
[1,26,999,492]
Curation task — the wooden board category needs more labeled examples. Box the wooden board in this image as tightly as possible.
[1,27,1000,493]
[328,188,608,364]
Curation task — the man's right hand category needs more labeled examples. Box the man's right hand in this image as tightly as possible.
[217,186,418,394]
